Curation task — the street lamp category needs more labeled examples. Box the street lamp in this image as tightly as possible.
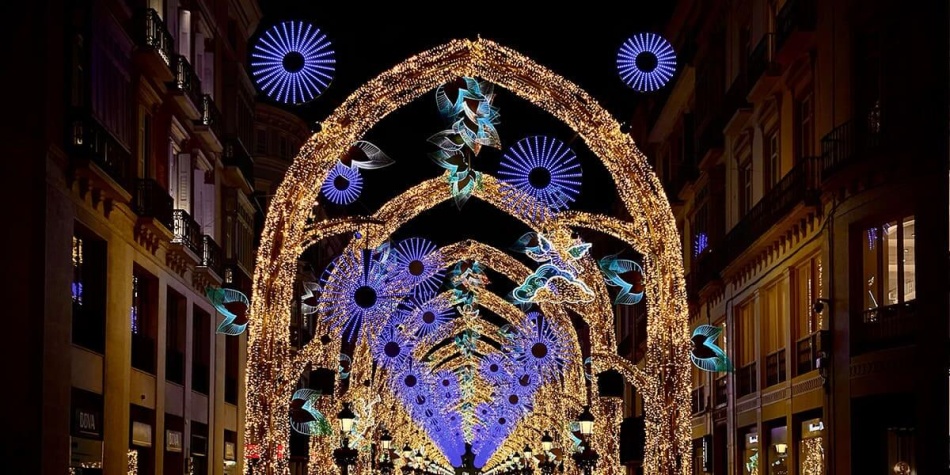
[572,405,599,475]
[400,443,414,475]
[379,430,394,475]
[539,431,556,474]
[333,403,358,475]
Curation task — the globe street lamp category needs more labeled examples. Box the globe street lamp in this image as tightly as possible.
[572,405,599,475]
[333,403,359,475]
[539,431,556,475]
[400,443,413,475]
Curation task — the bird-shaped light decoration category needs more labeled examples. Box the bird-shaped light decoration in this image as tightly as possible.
[597,254,646,305]
[690,324,733,372]
[289,389,332,436]
[206,286,250,335]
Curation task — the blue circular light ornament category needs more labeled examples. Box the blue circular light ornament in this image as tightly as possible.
[321,162,363,205]
[499,135,582,213]
[251,21,336,104]
[393,237,445,299]
[617,32,676,92]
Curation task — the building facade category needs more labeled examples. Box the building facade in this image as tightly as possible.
[11,0,263,473]
[616,0,948,474]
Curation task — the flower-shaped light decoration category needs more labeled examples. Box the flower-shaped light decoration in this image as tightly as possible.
[498,379,534,416]
[508,312,570,384]
[206,286,250,335]
[251,21,335,104]
[432,369,461,406]
[691,324,733,372]
[320,161,363,205]
[479,352,512,387]
[288,389,332,436]
[617,32,677,92]
[398,295,454,339]
[391,363,431,404]
[393,237,445,300]
[429,77,501,208]
[499,135,582,219]
[370,322,412,371]
[598,254,646,305]
[317,246,409,343]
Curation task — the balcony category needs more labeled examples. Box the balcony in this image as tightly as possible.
[775,0,817,63]
[714,376,728,407]
[691,386,707,415]
[167,209,201,274]
[737,362,757,398]
[796,332,823,376]
[820,117,883,186]
[132,179,174,252]
[194,95,224,153]
[852,301,916,355]
[747,33,781,102]
[223,137,255,191]
[67,112,133,207]
[134,8,174,82]
[722,73,753,136]
[168,55,203,120]
[193,234,223,288]
[765,348,787,387]
[724,156,821,265]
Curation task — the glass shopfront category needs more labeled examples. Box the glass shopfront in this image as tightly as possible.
[767,424,788,475]
[741,428,760,475]
[70,388,103,475]
[799,418,825,475]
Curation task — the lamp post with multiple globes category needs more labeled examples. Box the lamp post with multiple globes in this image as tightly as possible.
[378,430,394,475]
[333,403,359,475]
[571,405,599,475]
[539,431,556,475]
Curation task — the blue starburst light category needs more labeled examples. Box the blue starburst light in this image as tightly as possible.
[617,33,676,92]
[317,247,407,343]
[370,322,412,370]
[393,237,445,299]
[251,21,335,104]
[499,136,582,214]
[399,296,454,339]
[479,353,512,386]
[508,312,570,384]
[320,162,363,205]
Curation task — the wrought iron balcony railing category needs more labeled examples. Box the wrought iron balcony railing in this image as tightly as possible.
[724,156,820,263]
[171,209,202,256]
[199,234,223,277]
[132,179,173,231]
[223,136,255,185]
[196,94,223,139]
[136,8,174,67]
[169,55,204,108]
[69,112,133,190]
[820,117,883,180]
[853,301,916,355]
[776,0,817,52]
[765,348,787,387]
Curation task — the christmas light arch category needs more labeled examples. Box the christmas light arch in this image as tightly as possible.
[246,38,690,475]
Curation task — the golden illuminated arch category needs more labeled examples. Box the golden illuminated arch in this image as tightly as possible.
[247,38,690,475]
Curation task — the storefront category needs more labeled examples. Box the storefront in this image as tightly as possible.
[798,418,824,475]
[164,414,184,475]
[765,423,788,475]
[70,388,103,474]
[741,428,759,475]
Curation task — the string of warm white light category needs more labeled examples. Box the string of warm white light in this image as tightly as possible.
[246,38,691,475]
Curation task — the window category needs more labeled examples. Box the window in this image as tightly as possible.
[166,288,186,385]
[278,134,289,160]
[131,266,158,373]
[192,306,211,394]
[72,226,106,352]
[797,92,815,158]
[137,111,151,179]
[736,300,755,367]
[793,255,823,339]
[255,128,268,155]
[739,160,753,216]
[225,336,239,404]
[862,216,916,311]
[693,187,709,257]
[762,280,788,386]
[766,130,780,191]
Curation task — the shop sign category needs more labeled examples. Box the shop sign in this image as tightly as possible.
[701,435,712,472]
[802,418,824,439]
[131,421,152,447]
[73,408,102,439]
[225,441,236,461]
[166,430,183,453]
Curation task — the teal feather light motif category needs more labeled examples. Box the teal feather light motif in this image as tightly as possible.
[289,389,332,436]
[597,254,645,305]
[690,324,733,372]
[206,286,250,335]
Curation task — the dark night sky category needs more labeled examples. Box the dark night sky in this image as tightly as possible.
[255,2,673,268]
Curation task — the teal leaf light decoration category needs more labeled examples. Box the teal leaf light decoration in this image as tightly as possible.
[597,254,646,305]
[289,389,332,436]
[206,286,250,335]
[690,324,733,372]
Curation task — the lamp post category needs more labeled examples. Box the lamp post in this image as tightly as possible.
[378,430,394,475]
[413,450,424,475]
[333,403,359,475]
[522,445,534,474]
[400,443,413,475]
[572,405,599,475]
[539,431,556,475]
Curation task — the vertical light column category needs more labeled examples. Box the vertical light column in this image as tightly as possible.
[103,239,133,475]
[154,279,168,475]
